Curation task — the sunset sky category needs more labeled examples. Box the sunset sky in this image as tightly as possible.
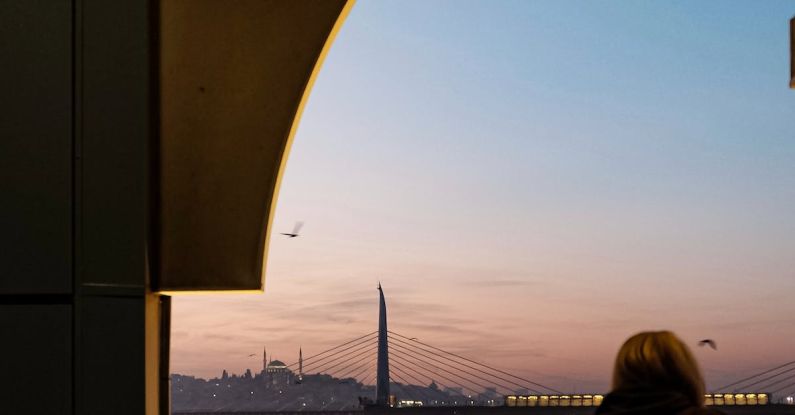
[171,1,795,392]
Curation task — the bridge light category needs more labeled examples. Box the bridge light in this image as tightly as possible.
[539,395,549,406]
[735,393,747,405]
[506,396,517,407]
[572,395,583,406]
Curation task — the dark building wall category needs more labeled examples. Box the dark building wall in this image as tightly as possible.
[0,1,351,413]
[0,0,73,294]
[0,1,160,413]
[0,1,75,413]
[80,0,154,290]
[0,305,73,413]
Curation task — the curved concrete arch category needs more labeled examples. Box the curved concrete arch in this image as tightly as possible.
[157,0,355,292]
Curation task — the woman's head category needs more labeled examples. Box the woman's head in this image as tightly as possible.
[612,331,705,406]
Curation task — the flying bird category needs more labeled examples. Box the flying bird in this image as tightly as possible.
[698,339,717,350]
[281,221,304,238]
[248,354,256,357]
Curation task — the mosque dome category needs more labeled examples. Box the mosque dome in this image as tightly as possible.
[268,360,287,368]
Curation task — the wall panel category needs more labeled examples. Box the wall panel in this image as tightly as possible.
[0,304,72,414]
[0,0,72,293]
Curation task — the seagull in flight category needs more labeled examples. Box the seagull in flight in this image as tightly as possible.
[281,221,304,238]
[248,354,256,357]
[698,339,717,350]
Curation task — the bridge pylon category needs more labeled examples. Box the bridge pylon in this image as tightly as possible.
[376,283,390,406]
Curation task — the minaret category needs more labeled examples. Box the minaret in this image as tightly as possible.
[263,346,267,372]
[376,283,390,406]
[299,347,303,381]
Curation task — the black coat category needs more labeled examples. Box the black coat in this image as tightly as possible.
[595,388,725,415]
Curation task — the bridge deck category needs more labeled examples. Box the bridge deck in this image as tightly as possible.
[176,405,795,415]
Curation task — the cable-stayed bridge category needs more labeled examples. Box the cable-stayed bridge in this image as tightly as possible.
[174,286,795,414]
[285,329,561,407]
[707,361,795,405]
[288,332,795,411]
[274,286,795,412]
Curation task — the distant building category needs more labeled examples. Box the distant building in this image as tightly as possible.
[481,387,498,398]
[260,345,298,386]
[265,359,289,374]
[444,386,463,396]
[479,387,501,406]
[262,359,294,386]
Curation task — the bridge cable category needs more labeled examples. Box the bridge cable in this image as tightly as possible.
[760,373,795,395]
[306,346,375,376]
[390,376,414,400]
[390,365,438,403]
[300,334,377,372]
[390,340,517,395]
[390,340,505,393]
[737,366,795,392]
[389,356,442,387]
[332,352,377,380]
[349,358,377,384]
[303,337,376,372]
[323,344,376,377]
[390,353,473,403]
[390,330,561,394]
[391,348,498,398]
[299,336,377,373]
[756,374,795,394]
[313,344,378,375]
[713,360,795,392]
[286,331,377,368]
[391,371,436,404]
[390,342,511,395]
[770,380,795,397]
[392,354,479,397]
[391,361,445,403]
[389,335,536,394]
[389,351,480,397]
[363,370,377,387]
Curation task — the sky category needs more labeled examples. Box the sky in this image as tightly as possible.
[171,1,795,393]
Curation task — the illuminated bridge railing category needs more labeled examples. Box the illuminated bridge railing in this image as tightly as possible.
[705,393,769,406]
[505,395,604,407]
[505,393,771,408]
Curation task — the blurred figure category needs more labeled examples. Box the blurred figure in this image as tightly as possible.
[596,331,723,415]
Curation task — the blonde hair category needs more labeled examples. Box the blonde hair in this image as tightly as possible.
[612,331,705,406]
